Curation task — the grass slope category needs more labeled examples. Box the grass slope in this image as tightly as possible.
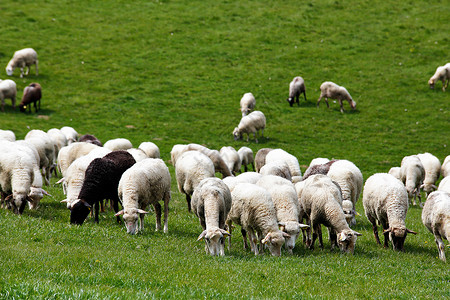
[0,0,449,298]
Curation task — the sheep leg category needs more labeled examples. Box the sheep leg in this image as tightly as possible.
[303,90,307,102]
[35,60,39,76]
[11,95,16,110]
[317,225,324,250]
[113,198,121,224]
[139,213,145,232]
[324,98,330,108]
[154,202,162,231]
[241,228,249,249]
[434,235,446,262]
[247,229,258,255]
[185,194,192,212]
[339,100,344,113]
[94,201,100,223]
[226,220,233,251]
[163,192,169,233]
[382,222,390,248]
[328,227,337,250]
[316,96,323,108]
[296,94,300,106]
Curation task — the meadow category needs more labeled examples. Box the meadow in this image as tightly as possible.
[0,0,449,298]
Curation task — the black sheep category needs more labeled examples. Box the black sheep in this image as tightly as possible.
[70,150,136,225]
[19,83,41,113]
[79,134,103,147]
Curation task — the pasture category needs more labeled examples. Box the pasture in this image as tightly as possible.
[0,0,449,298]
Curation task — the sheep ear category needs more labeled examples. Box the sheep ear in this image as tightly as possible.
[136,209,149,215]
[197,230,207,241]
[41,189,51,196]
[299,223,309,229]
[60,199,68,203]
[5,194,13,202]
[406,229,417,235]
[278,222,286,231]
[220,229,231,237]
[261,234,270,244]
[431,184,438,190]
[383,228,392,234]
[56,178,65,184]
[419,184,424,189]
[282,232,291,238]
[353,231,362,236]
[26,196,33,202]
[114,210,124,217]
[82,201,91,208]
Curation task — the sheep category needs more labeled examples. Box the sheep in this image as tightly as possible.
[220,146,241,176]
[232,110,266,143]
[309,157,330,167]
[265,148,302,183]
[0,129,15,141]
[222,172,262,193]
[60,126,78,144]
[5,48,38,78]
[78,134,102,146]
[57,142,100,178]
[441,155,450,178]
[175,151,215,212]
[400,155,425,206]
[259,161,292,181]
[24,130,56,185]
[302,160,337,180]
[422,191,450,261]
[256,175,309,253]
[237,146,254,172]
[70,150,136,225]
[317,81,356,113]
[47,128,68,153]
[192,177,232,256]
[127,148,148,162]
[19,83,41,113]
[363,173,417,251]
[240,92,256,117]
[0,79,17,112]
[388,167,402,181]
[138,141,160,158]
[297,174,362,253]
[104,138,133,151]
[438,176,450,194]
[170,144,187,166]
[226,183,288,256]
[115,158,171,234]
[286,76,307,107]
[417,152,441,194]
[428,63,450,91]
[183,144,233,178]
[254,148,273,172]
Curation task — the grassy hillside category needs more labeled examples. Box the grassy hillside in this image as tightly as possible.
[0,0,449,298]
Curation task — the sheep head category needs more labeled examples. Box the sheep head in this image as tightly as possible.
[70,199,91,225]
[384,227,417,251]
[197,227,230,256]
[232,127,241,141]
[5,193,30,214]
[5,65,14,76]
[115,208,148,235]
[278,222,309,254]
[262,231,288,257]
[337,229,362,254]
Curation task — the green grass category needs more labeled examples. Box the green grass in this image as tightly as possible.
[0,0,449,298]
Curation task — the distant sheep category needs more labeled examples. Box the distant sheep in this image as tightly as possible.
[183,144,233,178]
[240,92,256,117]
[317,81,356,113]
[286,76,307,107]
[104,138,133,151]
[60,126,78,144]
[222,172,262,193]
[220,146,241,176]
[254,148,273,172]
[0,79,17,112]
[233,111,266,143]
[388,167,402,181]
[6,48,38,78]
[19,83,41,113]
[265,149,302,183]
[417,152,441,194]
[237,146,254,172]
[57,142,100,179]
[24,130,56,185]
[78,134,102,147]
[138,142,160,158]
[400,155,425,206]
[259,161,292,181]
[127,148,148,162]
[428,63,450,91]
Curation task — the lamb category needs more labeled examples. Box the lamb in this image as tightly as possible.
[222,172,262,193]
[237,146,254,172]
[363,173,417,251]
[317,81,356,113]
[286,76,307,107]
[240,92,256,117]
[417,152,441,194]
[441,155,450,178]
[103,138,133,151]
[5,48,38,78]
[265,148,302,183]
[438,176,450,194]
[388,167,402,181]
[0,129,15,141]
[191,177,232,256]
[256,175,309,253]
[259,161,292,181]
[232,110,266,143]
[428,63,450,91]
[226,183,288,256]
[400,155,425,206]
[422,191,450,261]
[24,130,56,185]
[254,148,273,172]
[70,150,136,225]
[57,142,100,178]
[60,126,78,144]
[78,134,102,146]
[0,79,17,112]
[115,158,171,234]
[297,174,362,253]
[138,142,160,158]
[175,151,215,212]
[220,146,241,176]
[183,144,233,178]
[19,83,41,113]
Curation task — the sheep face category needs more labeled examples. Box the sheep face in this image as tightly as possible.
[198,228,230,256]
[262,231,287,257]
[70,200,91,225]
[279,222,301,253]
[337,230,361,254]
[6,67,13,76]
[342,200,355,226]
[385,227,417,251]
[233,128,241,141]
[5,193,29,214]
[123,211,139,235]
[428,79,435,89]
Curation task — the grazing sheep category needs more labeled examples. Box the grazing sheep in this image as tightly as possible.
[126,148,148,162]
[309,157,330,168]
[220,146,241,176]
[428,63,450,91]
[417,152,441,194]
[254,148,273,172]
[226,183,288,256]
[259,161,292,181]
[24,130,56,185]
[192,177,232,256]
[363,173,417,251]
[183,144,232,178]
[286,76,307,107]
[115,158,171,234]
[237,146,254,172]
[297,174,361,253]
[5,48,38,78]
[317,81,356,113]
[422,191,450,261]
[175,151,215,212]
[0,129,15,141]
[70,150,136,225]
[265,149,302,183]
[303,160,337,180]
[222,172,262,193]
[47,128,68,153]
[57,142,100,178]
[233,110,266,143]
[60,126,78,144]
[0,79,17,112]
[104,138,133,151]
[388,167,402,181]
[19,83,41,113]
[138,142,160,158]
[438,176,450,194]
[240,92,256,117]
[441,155,450,178]
[400,155,425,206]
[78,134,102,147]
[170,144,187,166]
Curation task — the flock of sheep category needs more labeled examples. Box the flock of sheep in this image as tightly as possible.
[0,125,449,262]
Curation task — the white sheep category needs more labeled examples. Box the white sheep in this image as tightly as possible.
[400,155,425,206]
[60,126,78,144]
[297,174,361,253]
[286,76,307,107]
[264,148,302,183]
[438,176,450,194]
[138,141,160,158]
[259,161,292,181]
[363,173,417,251]
[417,152,441,194]
[309,157,330,167]
[441,155,450,178]
[47,128,68,154]
[175,151,215,212]
[256,175,309,253]
[127,148,148,162]
[57,142,100,178]
[220,146,241,176]
[226,183,288,256]
[428,63,450,91]
[237,146,254,172]
[183,144,233,178]
[222,172,262,193]
[240,92,256,117]
[24,130,56,185]
[5,48,38,78]
[170,144,187,166]
[192,177,232,256]
[115,158,171,234]
[388,167,402,181]
[0,79,17,112]
[422,191,450,261]
[233,110,266,143]
[0,129,15,141]
[104,138,133,151]
[317,81,356,113]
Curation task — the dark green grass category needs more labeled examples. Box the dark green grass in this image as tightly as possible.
[0,0,449,298]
